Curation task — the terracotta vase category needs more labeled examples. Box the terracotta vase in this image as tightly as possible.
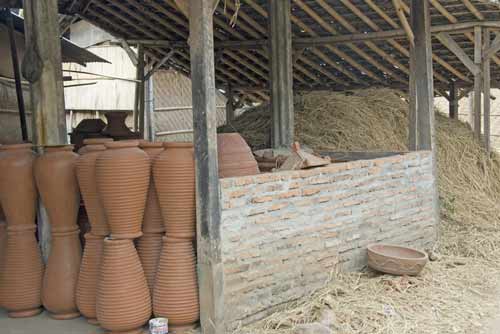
[140,141,165,234]
[78,138,113,154]
[0,222,6,308]
[153,237,199,331]
[217,133,259,178]
[76,142,110,236]
[35,145,80,233]
[153,143,196,239]
[96,141,150,239]
[76,233,104,325]
[0,144,37,228]
[42,229,82,319]
[97,238,151,333]
[137,232,163,295]
[102,112,139,139]
[2,225,44,318]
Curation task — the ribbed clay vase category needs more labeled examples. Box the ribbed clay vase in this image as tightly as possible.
[2,225,44,318]
[137,232,163,295]
[153,143,196,239]
[217,133,259,178]
[0,144,37,228]
[96,141,150,239]
[153,237,199,331]
[97,238,151,334]
[76,141,111,236]
[35,145,80,233]
[140,141,165,234]
[76,234,104,325]
[42,229,82,319]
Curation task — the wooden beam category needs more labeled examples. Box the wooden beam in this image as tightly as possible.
[392,0,414,47]
[473,26,482,141]
[188,1,224,334]
[409,34,417,151]
[483,33,500,60]
[225,85,234,124]
[435,32,480,75]
[449,81,458,119]
[137,45,146,138]
[484,28,491,153]
[120,39,138,66]
[133,44,143,132]
[268,0,294,149]
[145,50,175,81]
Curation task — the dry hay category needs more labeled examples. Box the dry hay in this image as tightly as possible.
[225,89,500,334]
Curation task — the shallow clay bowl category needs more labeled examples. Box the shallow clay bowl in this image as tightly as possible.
[367,244,428,276]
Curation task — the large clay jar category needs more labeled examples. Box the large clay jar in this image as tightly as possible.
[218,133,259,178]
[153,237,199,331]
[96,141,150,239]
[78,138,113,154]
[0,144,37,228]
[76,233,104,325]
[2,225,44,318]
[136,232,163,295]
[140,141,165,234]
[97,238,151,333]
[153,143,196,239]
[35,145,80,233]
[0,221,6,307]
[76,141,111,236]
[42,229,82,319]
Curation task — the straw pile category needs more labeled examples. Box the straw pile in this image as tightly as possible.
[223,89,500,334]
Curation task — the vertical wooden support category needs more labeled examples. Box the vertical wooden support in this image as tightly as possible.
[473,26,482,141]
[225,86,234,125]
[133,44,144,133]
[483,29,491,153]
[189,1,224,333]
[449,81,458,119]
[408,34,417,151]
[146,65,155,141]
[411,0,434,151]
[268,0,294,149]
[469,92,475,127]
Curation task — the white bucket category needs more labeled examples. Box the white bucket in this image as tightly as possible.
[149,318,169,334]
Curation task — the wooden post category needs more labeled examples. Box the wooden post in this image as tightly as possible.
[268,0,294,149]
[473,26,482,141]
[449,81,458,119]
[411,0,434,150]
[133,44,144,133]
[188,1,224,333]
[484,29,491,153]
[408,32,417,151]
[225,86,234,125]
[146,64,155,141]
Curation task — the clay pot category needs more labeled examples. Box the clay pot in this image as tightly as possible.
[0,144,37,228]
[76,233,104,325]
[153,237,199,331]
[42,229,82,319]
[78,138,113,154]
[0,222,6,307]
[153,143,196,239]
[139,141,165,234]
[102,112,138,139]
[76,142,110,236]
[97,238,151,333]
[2,225,44,318]
[136,232,163,295]
[217,133,259,178]
[35,145,80,233]
[96,141,150,239]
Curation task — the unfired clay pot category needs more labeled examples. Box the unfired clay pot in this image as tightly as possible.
[42,229,82,319]
[0,144,37,228]
[217,133,259,178]
[78,138,113,154]
[96,141,150,239]
[153,237,199,331]
[76,143,110,236]
[137,232,163,295]
[2,225,44,318]
[35,145,80,233]
[153,143,196,239]
[97,238,151,333]
[140,141,165,234]
[76,233,104,325]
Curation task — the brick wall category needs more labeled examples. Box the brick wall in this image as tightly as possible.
[219,151,438,329]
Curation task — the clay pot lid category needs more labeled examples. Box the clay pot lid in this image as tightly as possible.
[139,140,164,149]
[44,144,74,152]
[104,140,140,149]
[163,142,193,149]
[367,244,428,261]
[83,138,114,145]
[0,143,33,151]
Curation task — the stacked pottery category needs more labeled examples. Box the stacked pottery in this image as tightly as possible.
[153,142,200,332]
[217,133,259,178]
[0,144,44,318]
[35,145,82,320]
[95,140,151,333]
[76,138,112,325]
[137,141,165,297]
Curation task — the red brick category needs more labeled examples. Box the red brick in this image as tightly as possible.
[268,202,289,212]
[302,188,321,196]
[278,189,301,199]
[251,195,273,204]
[229,189,247,199]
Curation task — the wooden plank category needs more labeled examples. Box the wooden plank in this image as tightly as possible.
[409,33,417,151]
[188,1,224,334]
[449,81,458,119]
[484,29,491,153]
[319,151,405,161]
[474,26,482,141]
[145,50,175,81]
[435,32,480,75]
[268,0,294,149]
[138,46,146,139]
[483,33,500,60]
[392,0,414,47]
[120,39,138,66]
[133,44,143,132]
[411,0,434,150]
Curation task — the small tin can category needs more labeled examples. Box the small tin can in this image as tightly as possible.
[149,317,169,334]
